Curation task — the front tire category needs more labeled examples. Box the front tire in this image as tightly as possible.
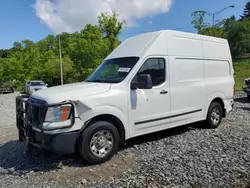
[78,121,120,164]
[205,102,223,129]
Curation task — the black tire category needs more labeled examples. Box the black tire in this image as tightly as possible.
[248,95,250,101]
[78,121,120,164]
[205,102,223,129]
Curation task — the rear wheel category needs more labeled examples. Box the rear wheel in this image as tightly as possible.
[205,102,223,129]
[78,121,120,164]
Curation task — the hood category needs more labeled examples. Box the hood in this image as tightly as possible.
[31,82,111,104]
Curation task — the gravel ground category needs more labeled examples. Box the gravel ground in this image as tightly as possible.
[0,92,249,188]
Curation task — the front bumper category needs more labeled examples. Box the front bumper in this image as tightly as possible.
[0,88,14,93]
[25,130,78,154]
[16,96,77,154]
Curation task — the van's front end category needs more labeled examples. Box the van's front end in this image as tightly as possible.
[16,96,79,154]
[15,55,143,163]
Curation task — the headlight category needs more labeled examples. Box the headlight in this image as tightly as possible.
[45,105,72,122]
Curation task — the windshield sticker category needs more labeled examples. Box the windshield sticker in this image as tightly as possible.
[118,68,131,72]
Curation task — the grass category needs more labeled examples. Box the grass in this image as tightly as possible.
[233,60,250,90]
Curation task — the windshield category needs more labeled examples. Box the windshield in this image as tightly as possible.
[30,82,45,86]
[86,57,139,83]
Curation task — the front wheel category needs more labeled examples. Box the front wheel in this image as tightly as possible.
[205,102,223,129]
[78,121,120,164]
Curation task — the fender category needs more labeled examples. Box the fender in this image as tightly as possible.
[77,105,130,140]
[205,91,226,117]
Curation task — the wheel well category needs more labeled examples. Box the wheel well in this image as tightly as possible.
[83,114,126,145]
[211,98,225,117]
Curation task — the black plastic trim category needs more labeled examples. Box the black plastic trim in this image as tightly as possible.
[34,130,78,154]
[135,109,202,125]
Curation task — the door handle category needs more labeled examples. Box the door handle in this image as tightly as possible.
[160,90,168,95]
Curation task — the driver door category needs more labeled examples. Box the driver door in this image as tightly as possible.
[129,57,171,136]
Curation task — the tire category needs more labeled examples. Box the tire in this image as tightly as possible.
[205,102,223,129]
[248,95,250,101]
[78,121,120,164]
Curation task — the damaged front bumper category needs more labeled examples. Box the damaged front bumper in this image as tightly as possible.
[16,96,78,154]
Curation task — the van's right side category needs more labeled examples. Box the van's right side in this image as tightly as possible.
[201,35,235,127]
[166,30,234,129]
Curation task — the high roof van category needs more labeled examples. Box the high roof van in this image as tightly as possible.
[16,30,235,164]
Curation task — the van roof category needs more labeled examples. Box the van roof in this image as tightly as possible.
[106,30,228,60]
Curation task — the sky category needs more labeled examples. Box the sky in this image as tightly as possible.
[0,0,248,49]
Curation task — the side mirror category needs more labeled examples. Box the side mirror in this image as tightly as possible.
[131,74,153,90]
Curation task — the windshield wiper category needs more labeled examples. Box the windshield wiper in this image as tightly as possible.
[85,79,104,83]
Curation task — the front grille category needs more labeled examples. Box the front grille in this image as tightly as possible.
[26,98,47,127]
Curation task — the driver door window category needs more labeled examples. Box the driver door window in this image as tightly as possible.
[135,58,166,86]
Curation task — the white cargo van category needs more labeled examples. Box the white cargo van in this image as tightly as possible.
[16,30,235,164]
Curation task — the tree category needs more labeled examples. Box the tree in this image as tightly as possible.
[200,27,225,38]
[191,6,250,59]
[241,1,250,20]
[191,11,207,33]
[223,18,250,58]
[69,25,110,80]
[98,11,126,51]
[0,11,126,89]
[0,49,12,58]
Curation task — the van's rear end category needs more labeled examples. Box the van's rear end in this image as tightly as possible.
[201,36,235,115]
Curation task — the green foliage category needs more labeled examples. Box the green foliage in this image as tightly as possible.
[191,11,207,33]
[241,1,250,19]
[191,2,250,58]
[224,18,250,58]
[98,11,126,51]
[0,11,125,90]
[233,60,250,90]
[200,27,225,38]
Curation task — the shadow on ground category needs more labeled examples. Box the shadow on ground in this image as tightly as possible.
[234,97,250,104]
[240,107,250,111]
[0,140,79,174]
[0,123,202,174]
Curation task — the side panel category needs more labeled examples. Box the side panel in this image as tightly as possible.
[169,57,207,124]
[167,34,207,126]
[202,39,234,115]
[202,36,229,59]
[204,59,234,114]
